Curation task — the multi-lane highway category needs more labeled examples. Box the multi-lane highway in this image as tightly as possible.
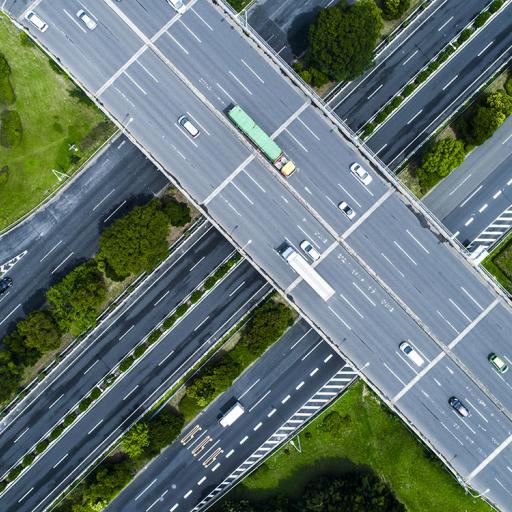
[108,321,352,512]
[365,1,512,167]
[5,0,512,509]
[0,223,235,479]
[425,116,512,250]
[329,0,490,131]
[0,134,167,339]
[0,256,270,511]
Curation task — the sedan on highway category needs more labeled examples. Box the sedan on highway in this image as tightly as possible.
[350,162,372,186]
[489,353,508,374]
[77,10,97,30]
[449,396,469,417]
[0,276,13,295]
[300,240,321,261]
[399,340,424,367]
[338,201,356,220]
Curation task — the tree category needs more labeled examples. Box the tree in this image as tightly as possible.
[99,199,170,278]
[308,0,383,81]
[17,310,61,352]
[163,199,191,227]
[421,139,466,177]
[469,106,505,145]
[146,408,184,456]
[47,261,107,334]
[381,0,410,20]
[83,461,133,506]
[486,90,512,116]
[2,327,40,367]
[0,349,23,403]
[122,422,149,459]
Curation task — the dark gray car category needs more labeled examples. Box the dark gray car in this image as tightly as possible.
[0,276,13,294]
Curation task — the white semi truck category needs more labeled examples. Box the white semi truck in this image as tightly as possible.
[281,245,335,301]
[220,402,245,427]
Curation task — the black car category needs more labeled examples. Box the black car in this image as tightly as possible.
[0,276,13,294]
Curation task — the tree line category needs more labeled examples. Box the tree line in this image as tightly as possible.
[0,197,191,405]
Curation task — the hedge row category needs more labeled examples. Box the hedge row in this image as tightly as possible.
[363,1,502,138]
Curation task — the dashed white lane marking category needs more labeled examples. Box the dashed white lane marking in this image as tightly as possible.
[135,478,157,501]
[240,435,248,445]
[367,83,383,99]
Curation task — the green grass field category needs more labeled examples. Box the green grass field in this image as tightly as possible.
[229,381,493,512]
[0,14,114,230]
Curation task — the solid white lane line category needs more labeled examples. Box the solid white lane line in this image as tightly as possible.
[146,491,169,512]
[191,7,213,30]
[158,350,175,367]
[339,292,364,318]
[53,453,68,469]
[189,256,206,272]
[301,340,323,361]
[460,287,483,310]
[51,252,74,274]
[14,427,29,443]
[449,173,471,195]
[239,378,261,399]
[48,394,64,409]
[179,19,201,42]
[228,71,252,95]
[88,419,104,435]
[241,59,264,83]
[232,182,254,204]
[406,109,423,125]
[402,49,419,65]
[459,185,483,207]
[393,241,417,265]
[297,117,320,140]
[104,200,127,223]
[448,298,471,322]
[123,385,139,401]
[18,487,34,503]
[328,306,352,330]
[337,183,361,208]
[367,84,383,99]
[381,252,405,278]
[438,15,453,31]
[285,129,309,152]
[136,479,157,501]
[442,75,458,91]
[464,398,488,423]
[92,189,115,211]
[40,240,63,262]
[436,310,459,334]
[383,362,406,385]
[216,82,236,103]
[193,316,210,332]
[154,290,170,307]
[249,390,271,412]
[406,229,430,253]
[0,303,21,326]
[119,325,134,340]
[477,40,494,57]
[504,135,512,146]
[243,170,266,192]
[136,61,159,83]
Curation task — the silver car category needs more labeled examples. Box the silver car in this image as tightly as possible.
[350,162,372,186]
[77,10,97,30]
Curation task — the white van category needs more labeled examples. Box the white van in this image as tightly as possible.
[399,341,424,367]
[26,11,48,32]
[167,0,186,14]
[178,115,200,139]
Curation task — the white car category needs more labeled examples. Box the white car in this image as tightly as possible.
[178,115,200,139]
[25,11,48,32]
[338,201,356,220]
[300,240,321,261]
[399,341,424,367]
[77,10,97,30]
[168,0,187,14]
[350,162,372,186]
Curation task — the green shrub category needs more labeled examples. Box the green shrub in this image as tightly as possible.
[146,408,185,457]
[64,411,77,426]
[0,480,7,492]
[203,276,217,290]
[189,290,203,304]
[489,0,503,13]
[119,355,135,372]
[48,58,66,76]
[35,439,49,454]
[133,344,147,359]
[50,424,65,441]
[505,78,512,96]
[375,110,389,124]
[147,329,162,345]
[402,83,416,97]
[362,122,376,138]
[381,0,410,19]
[0,110,22,148]
[19,32,35,47]
[163,199,191,227]
[389,95,404,109]
[162,316,176,330]
[175,303,189,317]
[426,61,439,75]
[90,387,102,400]
[457,28,473,45]
[415,69,430,85]
[22,453,35,467]
[473,11,491,28]
[8,466,22,481]
[79,396,92,412]
[421,139,466,177]
[0,165,8,186]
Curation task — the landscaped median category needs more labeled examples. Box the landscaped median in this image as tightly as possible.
[50,296,295,512]
[217,381,493,512]
[482,231,512,295]
[0,13,115,229]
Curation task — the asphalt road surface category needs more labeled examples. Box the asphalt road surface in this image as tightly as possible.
[424,116,512,250]
[108,321,351,512]
[0,223,235,482]
[366,2,512,167]
[0,259,270,512]
[247,0,338,64]
[0,134,167,340]
[330,0,490,131]
[6,0,512,508]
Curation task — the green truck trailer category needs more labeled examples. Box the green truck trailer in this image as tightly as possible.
[227,105,296,177]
